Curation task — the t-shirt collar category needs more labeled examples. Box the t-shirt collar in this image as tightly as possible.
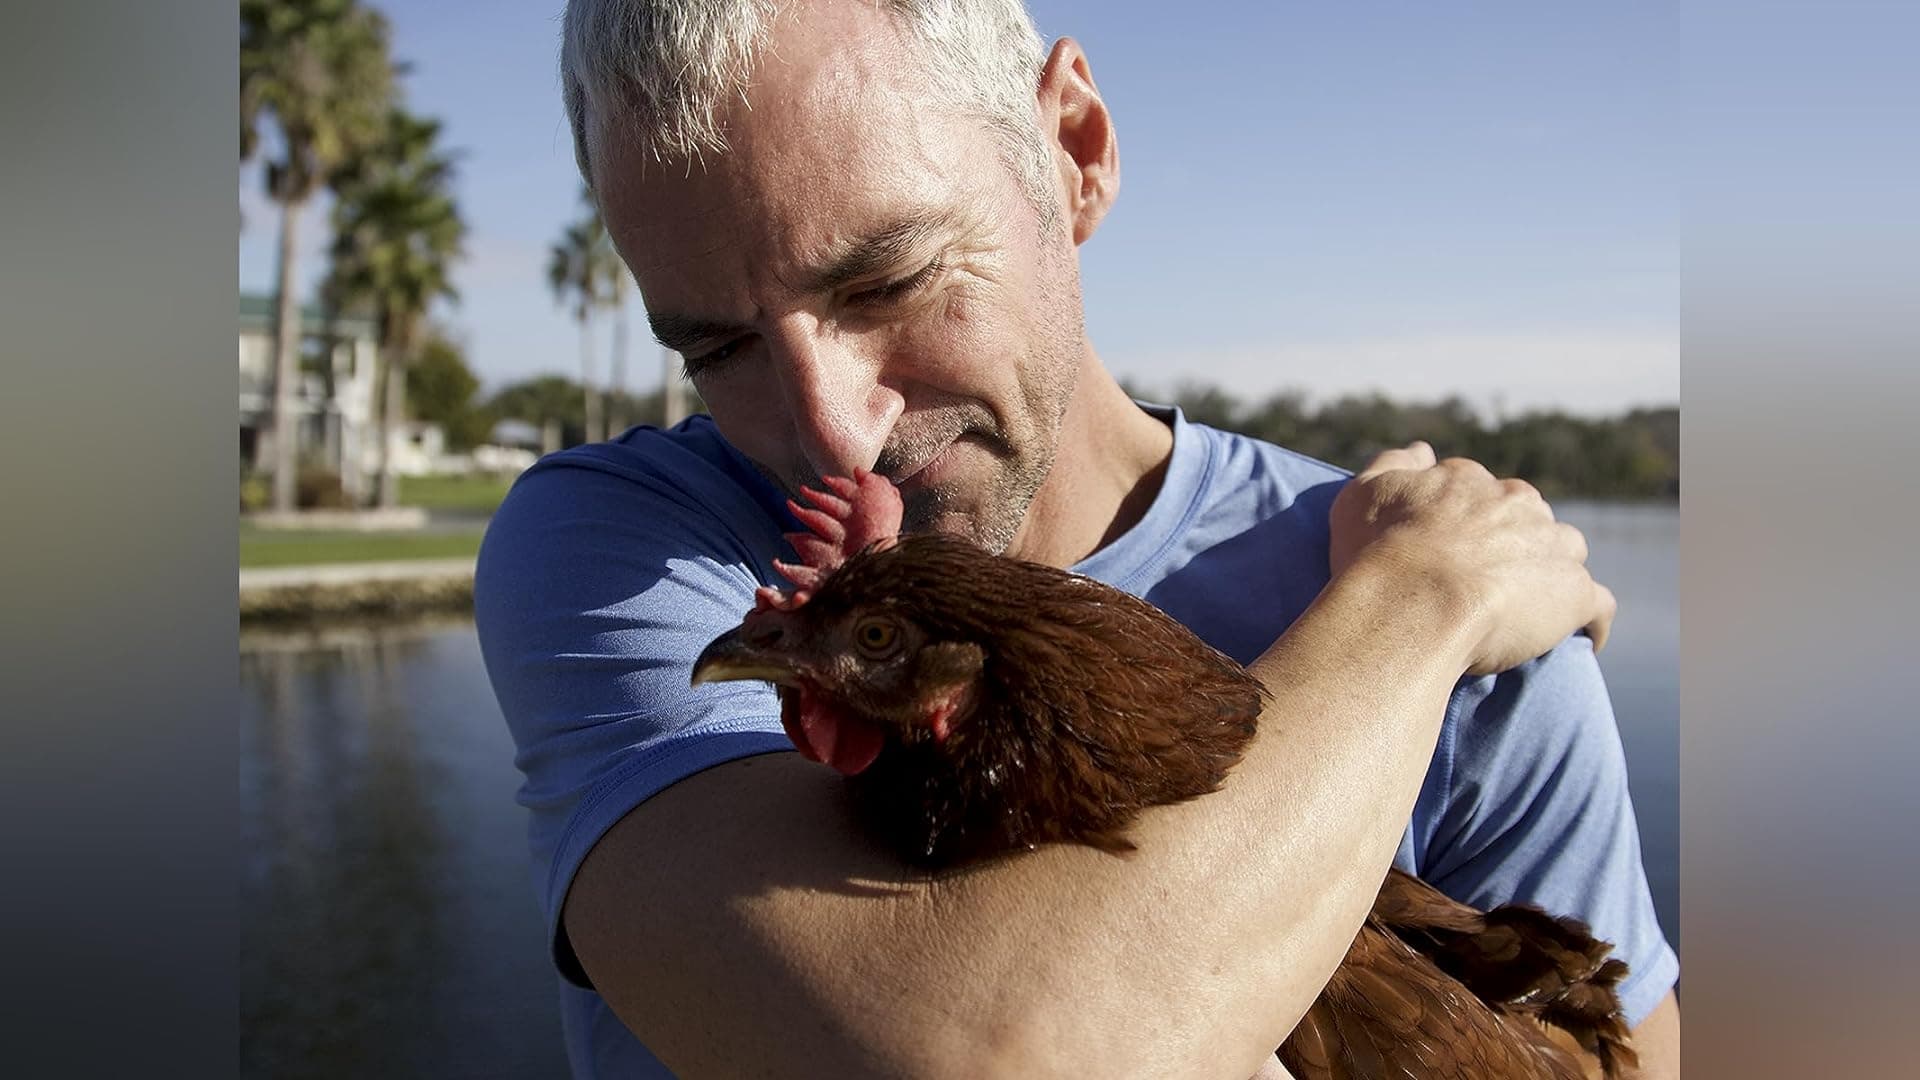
[1070,402,1211,593]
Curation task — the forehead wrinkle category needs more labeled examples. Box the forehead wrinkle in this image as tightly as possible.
[720,4,978,269]
[608,6,1014,354]
[619,206,774,345]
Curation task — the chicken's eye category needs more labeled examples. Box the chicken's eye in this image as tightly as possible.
[853,617,902,659]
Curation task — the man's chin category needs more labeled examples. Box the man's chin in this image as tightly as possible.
[900,491,1026,555]
[745,437,1036,554]
[897,488,962,536]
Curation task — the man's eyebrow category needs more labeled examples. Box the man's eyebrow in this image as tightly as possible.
[647,312,747,354]
[797,208,963,294]
[647,208,967,351]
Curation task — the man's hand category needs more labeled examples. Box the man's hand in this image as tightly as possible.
[1328,441,1616,676]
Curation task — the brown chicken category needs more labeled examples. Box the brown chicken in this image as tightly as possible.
[692,470,1636,1079]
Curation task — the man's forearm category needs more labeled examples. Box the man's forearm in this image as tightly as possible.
[1628,993,1681,1079]
[567,551,1481,1080]
[944,553,1483,1078]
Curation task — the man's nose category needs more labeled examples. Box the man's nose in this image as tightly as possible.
[770,324,904,481]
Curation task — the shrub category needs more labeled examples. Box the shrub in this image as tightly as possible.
[240,466,269,513]
[296,468,350,510]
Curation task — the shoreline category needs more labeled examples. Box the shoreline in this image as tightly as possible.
[239,558,476,621]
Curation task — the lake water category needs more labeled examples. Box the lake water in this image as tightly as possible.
[239,501,1677,1078]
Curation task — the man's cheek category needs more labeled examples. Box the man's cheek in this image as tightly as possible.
[901,289,1013,383]
[703,396,796,474]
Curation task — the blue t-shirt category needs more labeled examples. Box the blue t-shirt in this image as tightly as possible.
[474,407,1678,1078]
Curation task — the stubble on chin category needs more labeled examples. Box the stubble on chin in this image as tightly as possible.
[897,430,1057,555]
[745,403,1032,546]
[742,429,1044,556]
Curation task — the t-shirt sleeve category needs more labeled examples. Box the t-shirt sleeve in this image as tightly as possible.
[1417,635,1679,1027]
[472,446,793,986]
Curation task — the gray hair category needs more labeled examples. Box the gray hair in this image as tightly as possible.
[561,0,1052,203]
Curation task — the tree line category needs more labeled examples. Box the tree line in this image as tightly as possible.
[409,341,1674,501]
[404,340,704,453]
[1134,381,1678,500]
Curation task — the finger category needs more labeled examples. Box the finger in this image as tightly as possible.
[1497,472,1559,518]
[1501,476,1541,502]
[1584,582,1618,654]
[1501,476,1556,522]
[1356,440,1437,479]
[1556,521,1590,564]
[1439,456,1495,482]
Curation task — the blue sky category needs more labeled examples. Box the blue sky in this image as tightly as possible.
[239,0,1677,416]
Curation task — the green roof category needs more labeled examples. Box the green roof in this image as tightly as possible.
[240,293,378,340]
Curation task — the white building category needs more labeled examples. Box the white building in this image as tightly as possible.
[239,293,380,501]
[382,419,450,477]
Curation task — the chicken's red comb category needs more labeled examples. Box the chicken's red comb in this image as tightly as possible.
[762,468,902,609]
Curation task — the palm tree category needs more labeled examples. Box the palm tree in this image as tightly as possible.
[242,0,395,512]
[594,212,632,437]
[569,189,689,435]
[547,211,619,444]
[324,108,466,509]
[593,245,695,433]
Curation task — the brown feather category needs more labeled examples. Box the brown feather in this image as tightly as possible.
[1279,874,1635,1080]
[721,527,1637,1077]
[797,533,1267,865]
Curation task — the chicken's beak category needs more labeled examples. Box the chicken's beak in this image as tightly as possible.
[690,624,803,688]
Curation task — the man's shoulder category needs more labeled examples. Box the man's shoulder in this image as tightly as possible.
[483,418,783,557]
[1180,422,1353,544]
[474,417,789,640]
[497,416,781,517]
[1118,416,1352,664]
[1162,420,1352,558]
[1188,421,1353,489]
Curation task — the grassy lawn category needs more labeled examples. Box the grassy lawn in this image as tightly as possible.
[240,529,485,569]
[237,473,512,568]
[397,473,516,513]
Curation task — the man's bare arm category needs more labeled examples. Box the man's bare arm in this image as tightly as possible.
[566,447,1613,1080]
[1630,992,1681,1079]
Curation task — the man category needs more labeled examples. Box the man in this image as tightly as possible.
[475,1,1679,1076]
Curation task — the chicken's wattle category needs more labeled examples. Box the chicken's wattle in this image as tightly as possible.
[780,684,886,776]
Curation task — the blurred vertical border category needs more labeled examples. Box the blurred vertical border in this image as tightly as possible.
[2,0,1917,1076]
[1682,0,1920,1076]
[0,1,236,1074]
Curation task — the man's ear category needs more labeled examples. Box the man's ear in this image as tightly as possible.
[1036,37,1119,246]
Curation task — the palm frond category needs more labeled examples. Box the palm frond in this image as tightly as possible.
[324,106,467,355]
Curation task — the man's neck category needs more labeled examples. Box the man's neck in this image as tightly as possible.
[1004,358,1174,569]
